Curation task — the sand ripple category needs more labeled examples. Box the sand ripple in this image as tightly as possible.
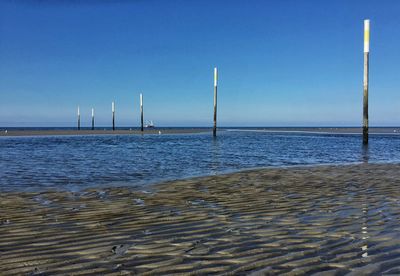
[1,163,400,275]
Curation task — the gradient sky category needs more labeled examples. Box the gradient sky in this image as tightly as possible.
[1,0,400,127]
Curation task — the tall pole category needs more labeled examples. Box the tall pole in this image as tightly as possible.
[77,106,80,131]
[112,101,115,131]
[91,108,95,130]
[363,19,370,145]
[213,67,218,137]
[140,93,144,132]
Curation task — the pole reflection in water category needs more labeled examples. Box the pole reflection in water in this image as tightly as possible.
[210,137,222,175]
[361,185,369,258]
[362,144,370,163]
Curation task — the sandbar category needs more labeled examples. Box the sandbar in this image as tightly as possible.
[0,128,211,137]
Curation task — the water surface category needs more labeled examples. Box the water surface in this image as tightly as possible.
[1,131,400,191]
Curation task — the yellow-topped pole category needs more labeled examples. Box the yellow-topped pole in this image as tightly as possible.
[363,19,370,145]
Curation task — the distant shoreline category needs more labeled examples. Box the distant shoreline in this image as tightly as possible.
[226,127,400,135]
[0,128,212,137]
[1,127,400,137]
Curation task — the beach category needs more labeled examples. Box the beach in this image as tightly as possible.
[2,163,400,275]
[1,1,398,275]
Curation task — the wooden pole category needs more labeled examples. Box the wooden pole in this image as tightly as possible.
[91,108,95,130]
[363,19,370,145]
[112,101,115,131]
[77,106,80,131]
[140,93,144,132]
[213,67,218,137]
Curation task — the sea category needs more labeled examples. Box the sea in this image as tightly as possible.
[1,127,400,192]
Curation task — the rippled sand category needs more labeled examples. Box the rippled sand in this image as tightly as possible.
[2,163,400,275]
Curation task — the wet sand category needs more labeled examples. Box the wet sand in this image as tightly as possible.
[0,128,211,137]
[1,163,400,275]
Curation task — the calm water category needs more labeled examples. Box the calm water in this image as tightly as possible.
[1,130,400,192]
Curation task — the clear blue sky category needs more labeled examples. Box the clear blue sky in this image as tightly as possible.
[1,0,399,127]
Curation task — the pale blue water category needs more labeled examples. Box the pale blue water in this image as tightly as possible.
[1,130,400,192]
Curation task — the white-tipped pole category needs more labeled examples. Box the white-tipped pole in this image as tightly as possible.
[112,101,115,131]
[363,19,370,145]
[213,67,218,137]
[91,108,95,130]
[140,93,144,132]
[364,20,370,53]
[77,106,80,130]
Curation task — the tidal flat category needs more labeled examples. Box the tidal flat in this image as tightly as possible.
[1,163,400,275]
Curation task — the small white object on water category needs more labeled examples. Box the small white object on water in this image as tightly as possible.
[4,130,7,134]
[158,131,162,135]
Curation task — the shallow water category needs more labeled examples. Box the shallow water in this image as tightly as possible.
[1,130,400,191]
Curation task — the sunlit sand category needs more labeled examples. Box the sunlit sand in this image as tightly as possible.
[1,163,400,274]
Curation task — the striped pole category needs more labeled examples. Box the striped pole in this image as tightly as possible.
[140,93,144,132]
[91,108,95,130]
[77,106,80,131]
[213,67,218,137]
[363,19,370,145]
[112,101,115,131]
